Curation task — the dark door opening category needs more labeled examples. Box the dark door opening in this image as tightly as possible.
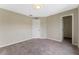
[63,15,72,43]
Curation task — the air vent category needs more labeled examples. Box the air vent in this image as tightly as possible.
[33,17,39,19]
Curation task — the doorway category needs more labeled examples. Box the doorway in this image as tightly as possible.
[62,15,72,44]
[32,18,41,38]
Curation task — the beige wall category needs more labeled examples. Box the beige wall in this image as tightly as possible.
[0,8,78,47]
[0,8,32,47]
[63,16,72,38]
[0,8,47,47]
[78,6,79,47]
[47,8,78,45]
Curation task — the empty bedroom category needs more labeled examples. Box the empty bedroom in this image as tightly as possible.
[0,4,79,55]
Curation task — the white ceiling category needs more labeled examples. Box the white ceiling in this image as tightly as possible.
[0,4,78,17]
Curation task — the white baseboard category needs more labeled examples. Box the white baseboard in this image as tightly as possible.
[0,38,65,48]
[47,38,62,42]
[0,38,32,48]
[0,38,48,48]
[72,42,78,46]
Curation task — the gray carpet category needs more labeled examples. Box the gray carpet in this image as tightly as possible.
[0,39,78,55]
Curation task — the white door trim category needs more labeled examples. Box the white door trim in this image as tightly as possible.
[32,19,41,38]
[61,14,74,45]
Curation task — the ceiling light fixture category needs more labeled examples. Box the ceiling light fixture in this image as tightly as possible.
[33,4,43,9]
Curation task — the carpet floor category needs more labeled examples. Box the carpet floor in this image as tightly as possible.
[0,39,78,55]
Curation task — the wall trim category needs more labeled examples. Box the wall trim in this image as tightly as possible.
[60,13,76,45]
[0,38,62,48]
[0,38,32,48]
[47,38,62,42]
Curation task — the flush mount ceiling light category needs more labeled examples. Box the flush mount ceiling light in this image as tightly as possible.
[32,4,43,9]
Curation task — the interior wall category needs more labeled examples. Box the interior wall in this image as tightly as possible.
[0,8,47,47]
[0,8,78,47]
[0,8,32,47]
[63,16,72,38]
[78,6,79,47]
[47,8,78,45]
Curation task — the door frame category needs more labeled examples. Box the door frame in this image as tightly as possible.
[61,14,74,45]
[32,18,41,38]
